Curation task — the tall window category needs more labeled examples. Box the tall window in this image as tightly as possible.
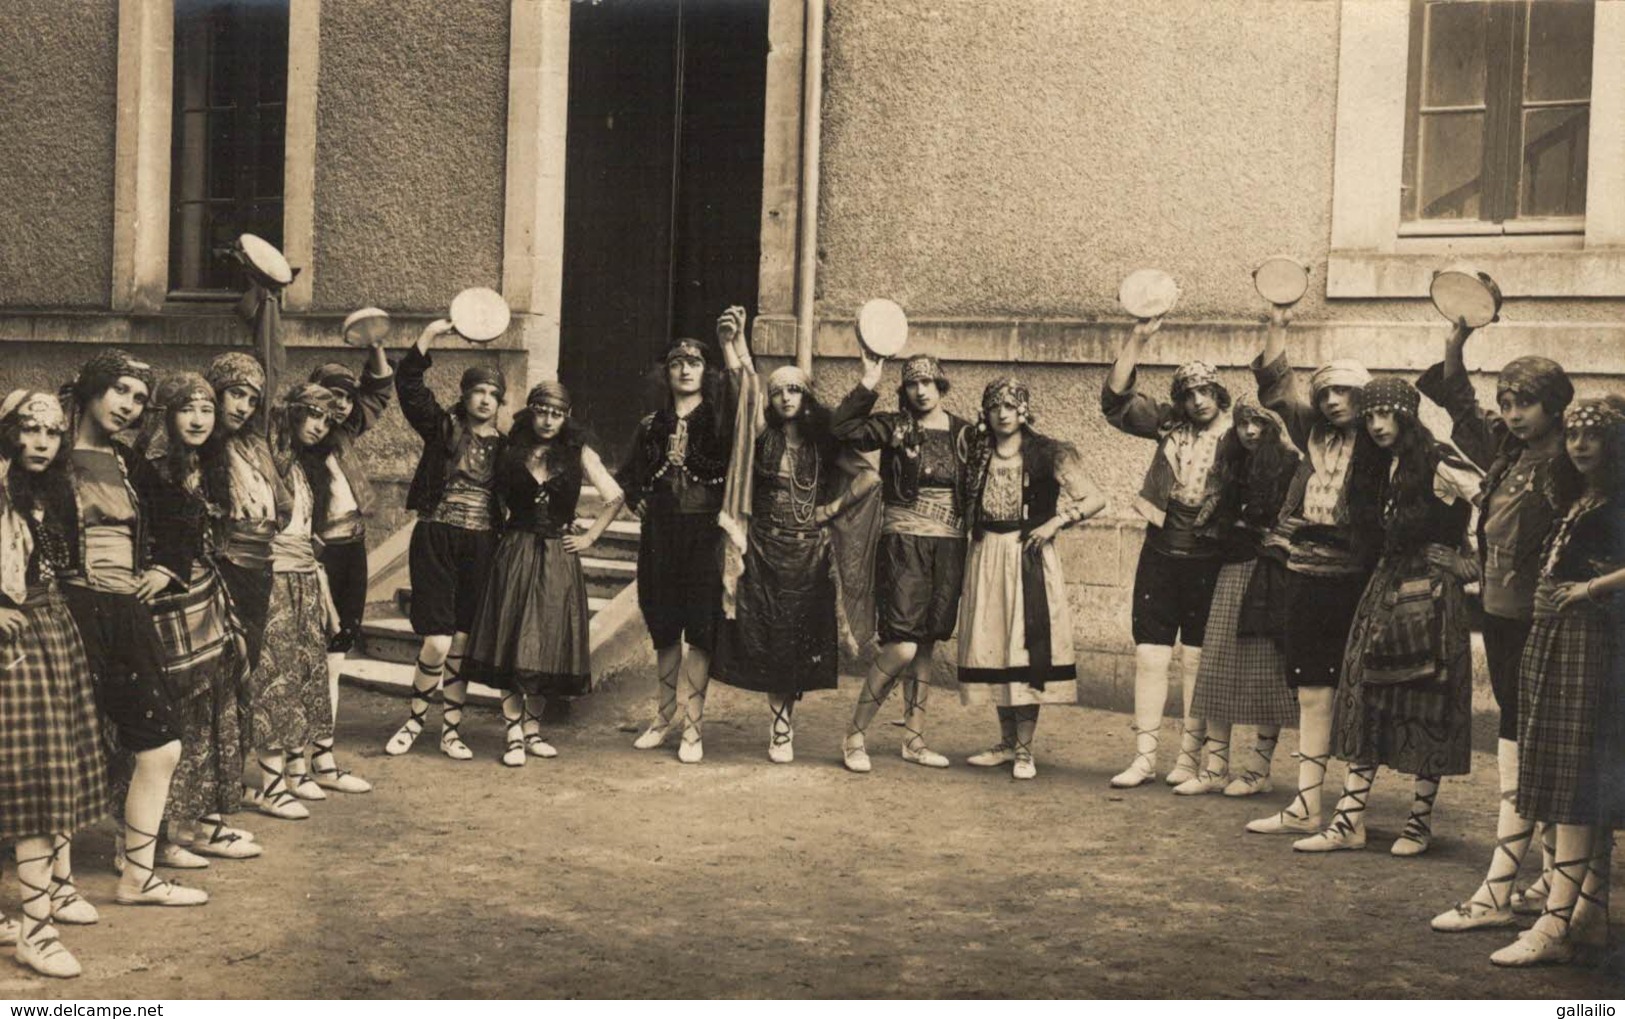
[1401,0,1593,234]
[169,0,290,296]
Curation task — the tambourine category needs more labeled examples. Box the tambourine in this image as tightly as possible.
[856,298,909,358]
[1430,269,1503,329]
[1253,257,1311,307]
[449,287,511,344]
[237,233,294,288]
[342,307,390,347]
[1118,269,1180,321]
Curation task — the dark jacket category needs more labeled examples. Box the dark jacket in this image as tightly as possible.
[1100,369,1228,534]
[61,441,190,586]
[326,359,395,522]
[616,393,736,518]
[396,345,507,530]
[829,383,974,512]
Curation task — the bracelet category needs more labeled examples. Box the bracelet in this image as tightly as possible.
[1586,579,1597,601]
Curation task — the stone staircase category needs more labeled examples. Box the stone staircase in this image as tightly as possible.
[340,486,650,705]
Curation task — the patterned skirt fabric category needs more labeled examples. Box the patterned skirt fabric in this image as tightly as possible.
[0,590,110,840]
[1331,552,1473,777]
[463,532,592,698]
[712,525,839,696]
[247,571,331,751]
[1516,602,1625,826]
[1190,559,1298,726]
[956,532,1078,707]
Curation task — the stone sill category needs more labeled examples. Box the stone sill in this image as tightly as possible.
[1327,248,1625,299]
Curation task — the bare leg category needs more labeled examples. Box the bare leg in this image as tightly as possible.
[1110,643,1171,788]
[1247,686,1332,833]
[633,646,682,749]
[117,741,208,905]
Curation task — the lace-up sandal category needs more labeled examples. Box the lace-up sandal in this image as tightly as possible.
[1223,770,1274,797]
[502,722,526,768]
[1292,773,1371,853]
[1491,864,1583,968]
[385,663,440,755]
[678,727,704,765]
[1012,749,1037,781]
[1109,726,1159,788]
[285,750,328,801]
[1165,724,1203,786]
[439,721,474,761]
[1246,752,1327,834]
[190,816,262,860]
[252,758,311,820]
[13,851,79,977]
[768,701,795,764]
[1391,781,1438,857]
[522,708,558,758]
[842,734,872,774]
[156,842,210,869]
[967,743,1016,767]
[113,826,209,907]
[311,738,372,793]
[1432,798,1524,931]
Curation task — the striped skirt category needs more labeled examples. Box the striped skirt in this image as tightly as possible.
[1189,559,1297,726]
[0,589,110,840]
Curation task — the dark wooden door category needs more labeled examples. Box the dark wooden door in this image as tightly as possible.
[559,0,769,464]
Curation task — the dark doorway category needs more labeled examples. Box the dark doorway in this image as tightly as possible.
[559,0,770,462]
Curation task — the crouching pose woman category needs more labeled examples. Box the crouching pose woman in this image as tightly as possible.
[1489,396,1625,967]
[463,381,624,766]
[0,391,111,977]
[1294,378,1482,856]
[958,378,1106,779]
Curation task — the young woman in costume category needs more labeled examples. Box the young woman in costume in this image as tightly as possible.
[386,320,508,761]
[1422,328,1571,930]
[958,378,1106,779]
[831,350,975,773]
[1174,396,1302,797]
[1243,315,1375,837]
[1100,318,1232,788]
[1488,396,1625,967]
[1293,378,1482,856]
[617,313,737,763]
[0,390,111,977]
[462,380,625,766]
[58,350,208,907]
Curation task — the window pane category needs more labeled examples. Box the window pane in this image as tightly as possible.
[1423,1,1488,107]
[1417,112,1485,220]
[207,114,237,199]
[1521,106,1589,217]
[1525,1,1594,103]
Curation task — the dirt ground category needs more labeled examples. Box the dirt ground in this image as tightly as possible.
[3,671,1621,1000]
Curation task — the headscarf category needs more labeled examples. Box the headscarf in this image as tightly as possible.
[75,348,155,400]
[1232,394,1294,452]
[901,354,947,387]
[0,390,68,434]
[284,383,337,419]
[154,372,216,412]
[663,338,708,366]
[1310,359,1373,397]
[459,365,507,400]
[0,390,68,606]
[1361,377,1421,418]
[1171,360,1221,400]
[206,352,266,397]
[1565,396,1625,434]
[981,376,1033,421]
[526,380,571,411]
[1497,356,1573,412]
[311,362,360,397]
[766,365,809,398]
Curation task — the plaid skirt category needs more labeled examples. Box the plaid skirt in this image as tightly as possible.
[1516,602,1625,826]
[1189,559,1298,726]
[0,589,110,840]
[149,567,235,693]
[247,571,331,751]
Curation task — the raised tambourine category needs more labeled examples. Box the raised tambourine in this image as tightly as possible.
[1430,269,1503,329]
[856,298,909,358]
[1118,269,1180,321]
[342,307,390,347]
[449,287,511,344]
[237,233,294,288]
[1253,257,1310,307]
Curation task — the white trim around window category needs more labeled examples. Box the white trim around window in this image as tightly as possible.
[1327,0,1625,298]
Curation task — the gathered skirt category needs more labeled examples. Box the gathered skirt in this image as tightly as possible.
[956,532,1077,707]
[712,524,839,696]
[1189,559,1298,726]
[1331,552,1473,777]
[0,589,110,840]
[1516,601,1625,826]
[248,571,331,751]
[463,531,592,698]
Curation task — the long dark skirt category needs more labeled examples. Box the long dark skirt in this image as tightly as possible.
[1190,559,1298,726]
[248,571,330,751]
[0,589,110,841]
[1516,601,1625,826]
[463,531,592,698]
[712,525,839,696]
[1331,552,1473,777]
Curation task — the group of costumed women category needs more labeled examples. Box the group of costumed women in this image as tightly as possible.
[2,300,1619,980]
[0,339,388,978]
[1101,309,1622,969]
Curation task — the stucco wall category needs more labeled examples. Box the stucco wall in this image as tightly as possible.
[816,0,1624,326]
[311,0,510,313]
[0,1,118,309]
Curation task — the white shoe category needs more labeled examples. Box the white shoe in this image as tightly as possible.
[287,771,327,801]
[1223,772,1274,797]
[768,730,794,764]
[157,843,210,869]
[439,725,474,761]
[384,717,424,756]
[632,722,672,751]
[1245,809,1320,835]
[190,827,263,860]
[967,744,1016,767]
[116,876,209,908]
[1293,824,1366,853]
[49,883,98,926]
[1109,757,1158,789]
[901,743,950,768]
[1490,928,1574,967]
[1391,830,1433,857]
[314,767,372,793]
[1172,772,1228,796]
[842,737,871,774]
[524,730,559,759]
[1012,754,1037,780]
[678,731,704,764]
[17,925,81,978]
[1432,900,1516,933]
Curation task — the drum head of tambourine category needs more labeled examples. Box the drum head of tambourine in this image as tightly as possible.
[856,298,909,357]
[238,233,293,287]
[1430,270,1503,329]
[449,287,511,344]
[1253,257,1310,307]
[341,307,390,347]
[1118,269,1180,320]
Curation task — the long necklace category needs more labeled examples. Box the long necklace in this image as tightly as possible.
[785,441,820,526]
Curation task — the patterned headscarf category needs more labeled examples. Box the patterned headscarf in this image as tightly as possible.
[1171,360,1221,400]
[1497,356,1573,413]
[75,348,155,399]
[0,390,68,434]
[1310,359,1373,396]
[154,372,216,412]
[526,380,571,410]
[284,383,337,419]
[206,352,266,397]
[1361,377,1421,418]
[901,354,947,387]
[981,376,1032,421]
[311,362,360,397]
[1232,394,1292,449]
[1565,396,1625,434]
[766,365,810,398]
[459,365,507,400]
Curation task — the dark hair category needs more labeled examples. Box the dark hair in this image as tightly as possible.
[279,404,337,530]
[0,416,70,472]
[758,391,841,498]
[139,399,225,494]
[641,356,729,439]
[895,376,951,414]
[0,421,74,533]
[1211,418,1299,532]
[1176,382,1232,425]
[1549,399,1625,509]
[507,406,592,479]
[1347,412,1446,559]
